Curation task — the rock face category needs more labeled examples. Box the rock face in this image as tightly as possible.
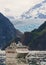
[21,21,46,50]
[30,21,46,50]
[0,13,23,50]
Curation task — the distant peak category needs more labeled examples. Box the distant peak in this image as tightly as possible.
[21,0,46,19]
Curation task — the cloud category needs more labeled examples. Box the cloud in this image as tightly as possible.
[0,0,44,17]
[21,0,46,19]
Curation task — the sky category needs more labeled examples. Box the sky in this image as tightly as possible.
[0,0,46,32]
[0,0,44,17]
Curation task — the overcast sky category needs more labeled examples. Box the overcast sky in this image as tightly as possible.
[0,0,46,32]
[0,0,44,17]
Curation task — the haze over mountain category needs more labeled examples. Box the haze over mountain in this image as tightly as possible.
[0,0,46,32]
[0,0,45,32]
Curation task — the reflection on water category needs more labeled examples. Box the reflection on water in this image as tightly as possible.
[28,59,46,65]
[0,50,46,65]
[0,60,46,65]
[0,64,5,65]
[0,50,6,65]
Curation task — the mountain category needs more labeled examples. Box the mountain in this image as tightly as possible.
[21,21,46,50]
[0,13,23,50]
[21,0,46,19]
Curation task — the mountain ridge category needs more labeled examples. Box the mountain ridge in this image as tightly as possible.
[21,21,46,50]
[0,13,23,50]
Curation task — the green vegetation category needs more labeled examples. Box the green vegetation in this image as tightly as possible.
[29,21,46,50]
[22,21,46,50]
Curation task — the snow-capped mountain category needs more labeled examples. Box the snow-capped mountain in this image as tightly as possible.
[21,0,46,19]
[1,0,46,32]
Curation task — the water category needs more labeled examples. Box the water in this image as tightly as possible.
[0,63,6,65]
[0,50,6,65]
[28,60,46,65]
[0,59,6,65]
